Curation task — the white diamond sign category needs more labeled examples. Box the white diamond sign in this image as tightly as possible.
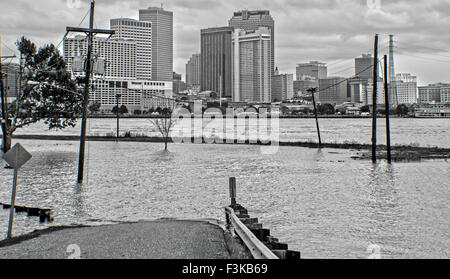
[1,143,32,170]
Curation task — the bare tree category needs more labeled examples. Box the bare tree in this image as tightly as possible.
[150,104,177,151]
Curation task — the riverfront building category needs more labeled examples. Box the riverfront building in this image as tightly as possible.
[231,28,272,103]
[139,6,173,81]
[200,27,233,98]
[229,10,275,77]
[418,83,450,104]
[395,73,417,104]
[185,53,201,87]
[272,69,294,101]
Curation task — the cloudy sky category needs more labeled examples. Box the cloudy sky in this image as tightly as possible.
[1,0,449,85]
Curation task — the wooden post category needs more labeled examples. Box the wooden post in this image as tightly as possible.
[229,177,236,206]
[383,55,392,163]
[308,88,322,148]
[371,34,379,163]
[7,169,18,239]
[116,93,120,138]
[77,0,95,184]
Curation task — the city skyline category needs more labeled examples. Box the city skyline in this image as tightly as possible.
[1,0,450,86]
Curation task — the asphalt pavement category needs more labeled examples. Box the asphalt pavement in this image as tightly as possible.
[0,219,232,259]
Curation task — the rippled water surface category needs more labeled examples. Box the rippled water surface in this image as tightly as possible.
[0,138,448,258]
[7,117,450,148]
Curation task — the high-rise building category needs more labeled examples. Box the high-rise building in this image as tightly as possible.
[318,77,348,104]
[186,53,201,87]
[139,6,173,81]
[232,28,272,103]
[200,27,233,98]
[296,61,327,80]
[1,62,19,100]
[395,73,417,104]
[272,69,293,101]
[366,78,386,105]
[293,79,318,97]
[229,10,275,77]
[110,18,152,80]
[355,54,373,80]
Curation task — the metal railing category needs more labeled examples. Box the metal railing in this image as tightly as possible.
[225,206,279,259]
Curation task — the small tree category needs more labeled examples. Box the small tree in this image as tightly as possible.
[150,105,177,151]
[1,37,82,152]
[88,101,101,114]
[360,105,370,113]
[395,104,409,116]
[119,105,128,114]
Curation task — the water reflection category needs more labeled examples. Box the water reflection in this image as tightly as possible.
[364,162,402,257]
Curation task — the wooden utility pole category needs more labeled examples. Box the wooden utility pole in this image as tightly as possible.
[308,87,322,148]
[0,36,16,154]
[383,55,392,163]
[116,93,120,138]
[65,0,114,183]
[371,34,379,163]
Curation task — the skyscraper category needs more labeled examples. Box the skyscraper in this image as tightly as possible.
[229,10,275,77]
[272,72,294,102]
[232,28,272,103]
[318,77,348,105]
[200,27,233,97]
[355,54,373,80]
[186,53,201,87]
[139,6,173,81]
[110,18,152,80]
[296,61,327,80]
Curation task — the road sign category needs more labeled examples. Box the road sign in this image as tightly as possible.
[1,143,32,239]
[2,143,32,170]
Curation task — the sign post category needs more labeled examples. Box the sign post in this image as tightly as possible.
[1,143,32,239]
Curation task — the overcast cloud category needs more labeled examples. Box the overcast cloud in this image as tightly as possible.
[1,0,449,85]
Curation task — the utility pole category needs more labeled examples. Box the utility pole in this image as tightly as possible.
[0,35,16,154]
[116,93,120,138]
[308,87,322,148]
[371,34,379,163]
[383,55,392,163]
[65,0,115,183]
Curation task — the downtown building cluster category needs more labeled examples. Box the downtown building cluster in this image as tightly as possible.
[63,6,174,113]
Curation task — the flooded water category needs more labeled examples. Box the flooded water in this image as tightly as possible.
[0,138,448,258]
[6,117,450,148]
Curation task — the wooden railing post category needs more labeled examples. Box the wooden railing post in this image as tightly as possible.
[229,177,236,206]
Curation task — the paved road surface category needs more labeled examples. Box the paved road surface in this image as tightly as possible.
[0,220,231,259]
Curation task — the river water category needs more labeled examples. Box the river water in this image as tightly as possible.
[0,118,449,258]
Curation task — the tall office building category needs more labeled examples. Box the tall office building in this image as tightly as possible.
[395,73,417,104]
[186,53,201,87]
[318,77,348,104]
[232,28,272,103]
[229,10,275,77]
[110,18,152,80]
[139,6,173,81]
[272,69,293,101]
[200,27,233,98]
[64,30,171,113]
[355,54,373,80]
[296,61,327,80]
